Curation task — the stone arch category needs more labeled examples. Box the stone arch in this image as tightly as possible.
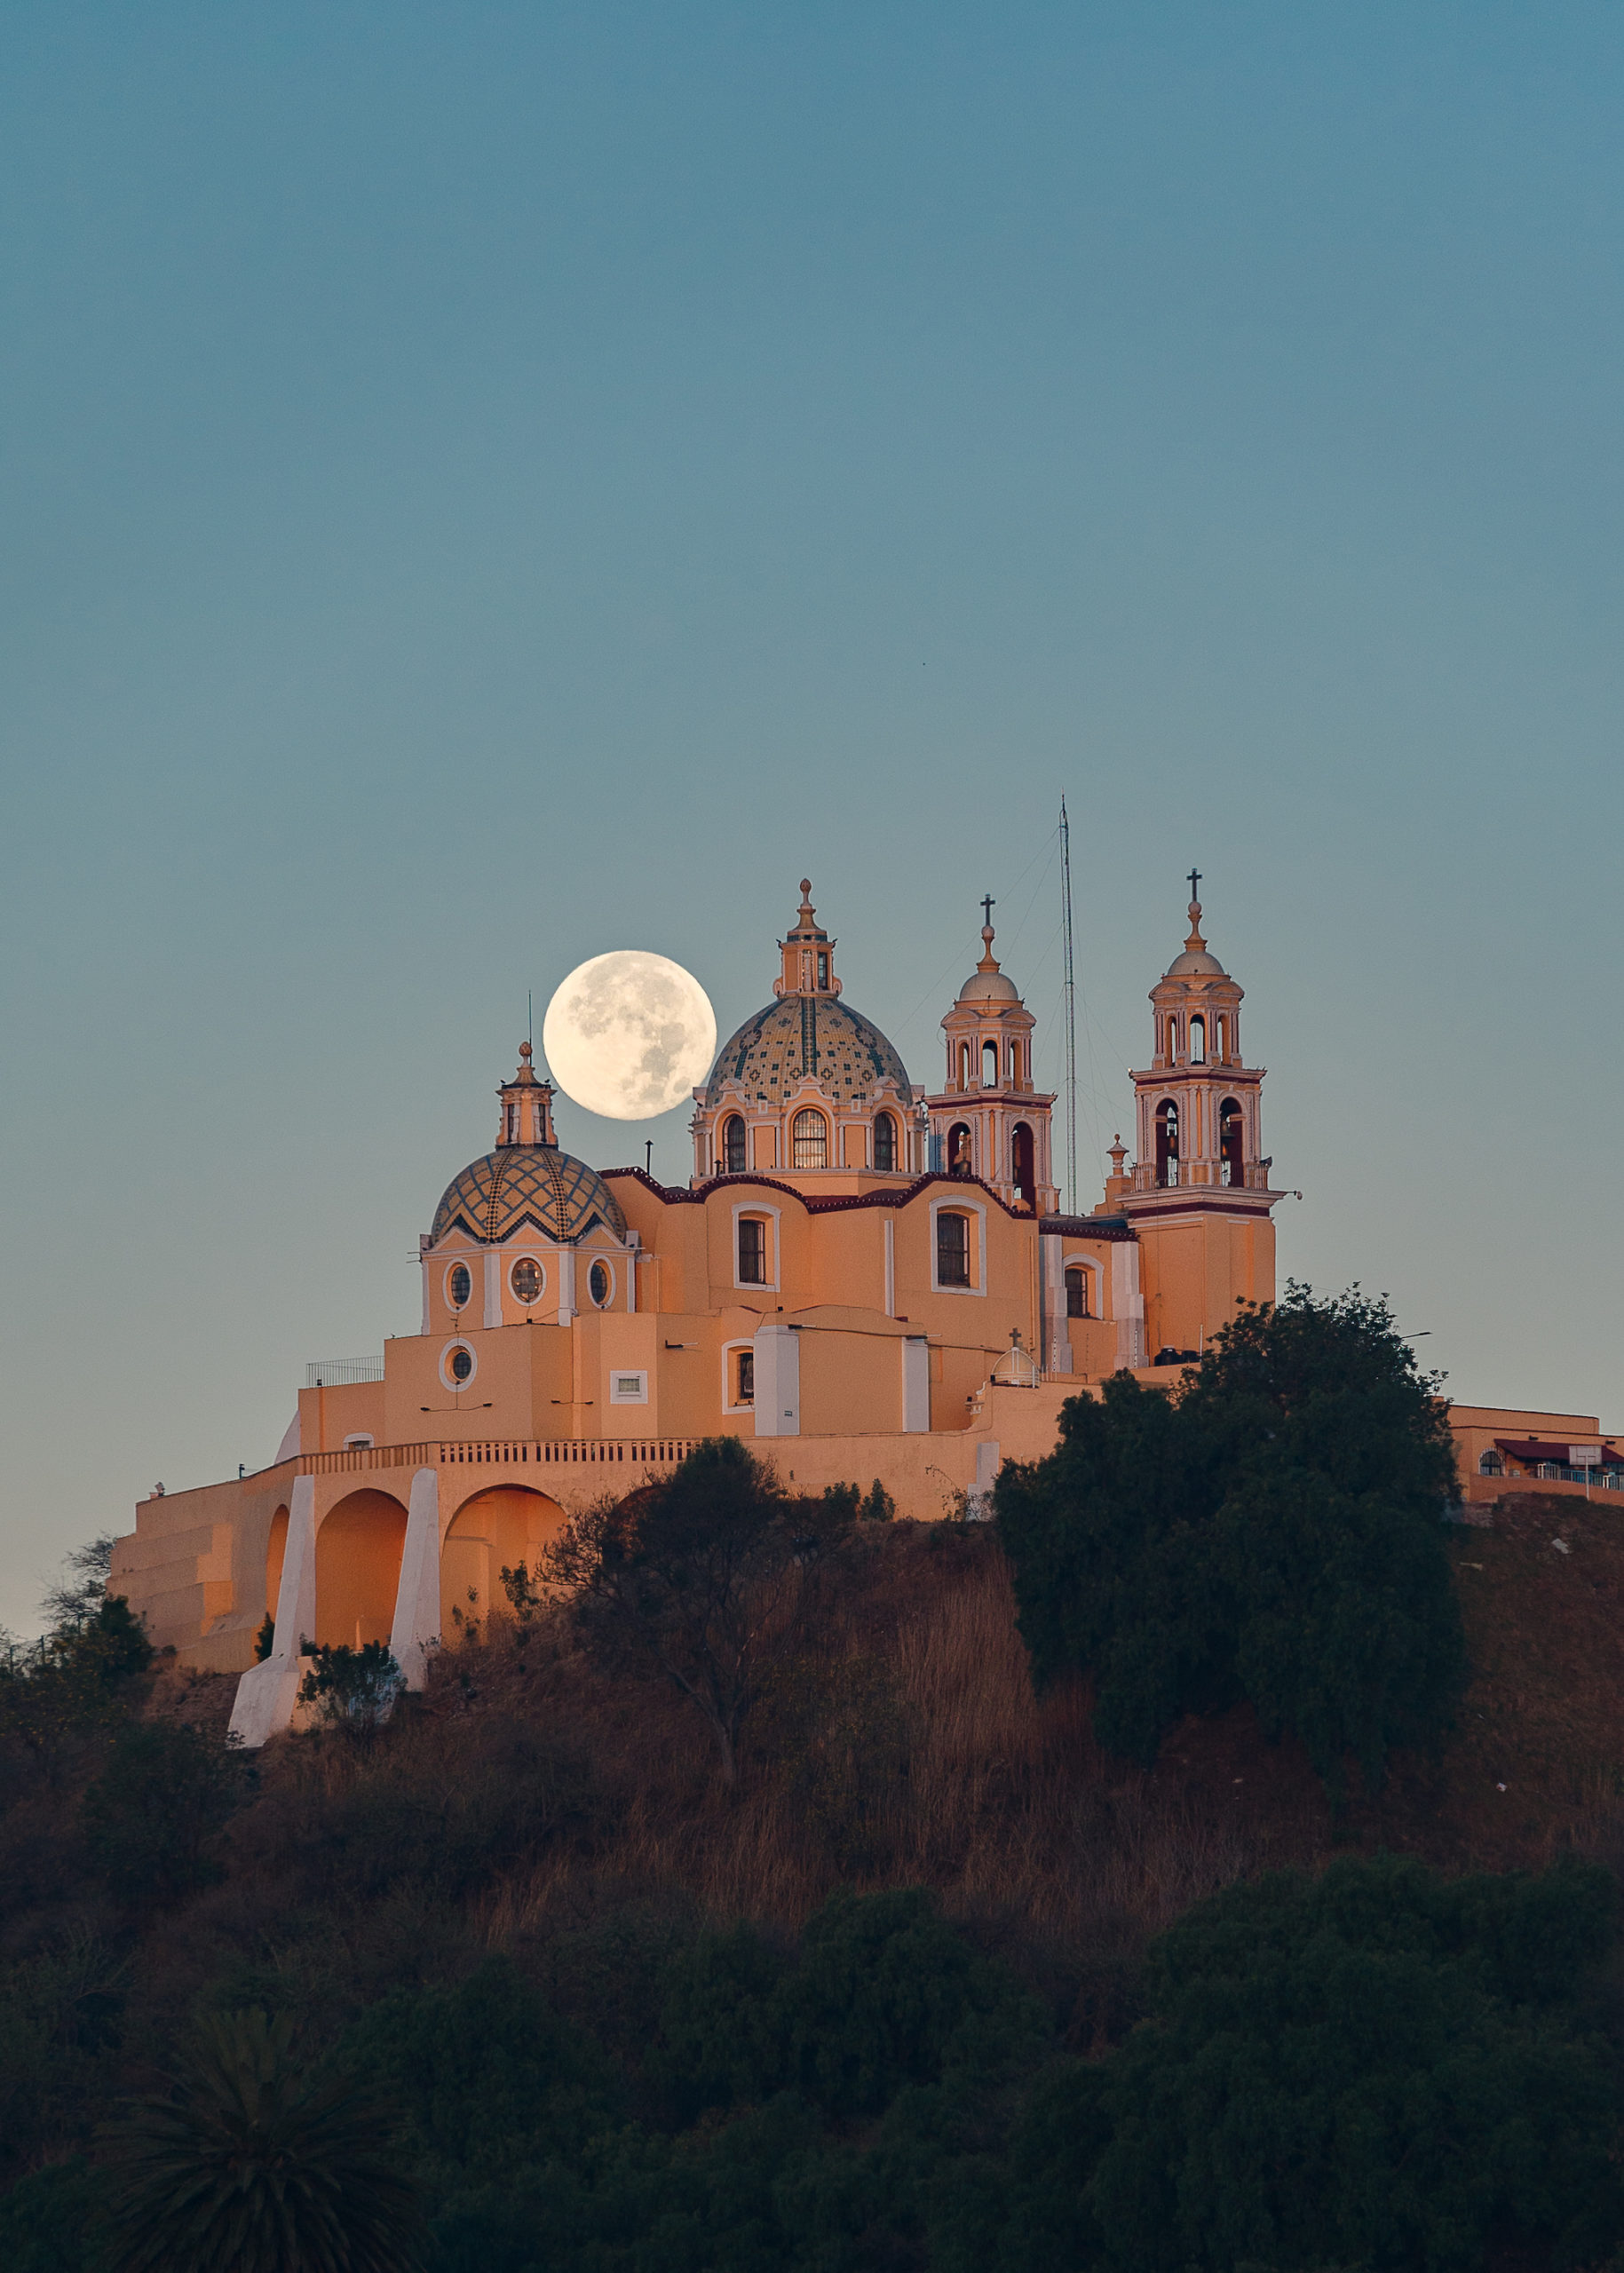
[314,1488,408,1650]
[265,1504,289,1619]
[440,1484,567,1633]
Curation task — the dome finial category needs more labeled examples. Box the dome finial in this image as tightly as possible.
[796,878,815,927]
[1184,867,1206,951]
[977,892,1000,970]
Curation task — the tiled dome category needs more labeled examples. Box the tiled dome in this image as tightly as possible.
[431,1147,627,1247]
[706,994,911,1107]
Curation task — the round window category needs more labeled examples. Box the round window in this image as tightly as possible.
[589,1261,612,1307]
[447,1262,472,1311]
[510,1256,544,1305]
[449,1345,473,1383]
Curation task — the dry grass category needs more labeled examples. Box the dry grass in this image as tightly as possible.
[147,1496,1624,2048]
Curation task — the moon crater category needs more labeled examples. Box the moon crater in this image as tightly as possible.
[542,951,717,1121]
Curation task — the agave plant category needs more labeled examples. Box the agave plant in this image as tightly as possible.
[99,2007,423,2273]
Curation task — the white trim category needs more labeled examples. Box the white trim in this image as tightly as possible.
[608,1368,648,1405]
[390,1467,441,1688]
[483,1249,503,1329]
[901,1335,930,1431]
[440,1339,479,1390]
[558,1247,576,1324]
[583,1256,615,1309]
[929,1196,986,1295]
[443,1257,476,1319]
[752,1321,800,1436]
[721,1336,756,1415]
[342,1432,375,1450]
[732,1201,781,1293]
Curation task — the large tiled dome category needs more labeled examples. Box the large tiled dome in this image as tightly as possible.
[431,1147,627,1247]
[706,993,911,1108]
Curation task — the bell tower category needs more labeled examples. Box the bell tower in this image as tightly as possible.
[924,905,1057,1214]
[1117,878,1282,1357]
[495,1041,558,1149]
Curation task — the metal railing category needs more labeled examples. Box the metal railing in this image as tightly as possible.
[305,1358,386,1387]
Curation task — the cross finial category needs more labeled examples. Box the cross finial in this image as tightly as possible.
[1187,867,1201,901]
[981,892,995,929]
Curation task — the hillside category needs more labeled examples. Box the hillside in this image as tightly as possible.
[2,1498,1621,2269]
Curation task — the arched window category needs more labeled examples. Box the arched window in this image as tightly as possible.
[936,1210,970,1287]
[1165,1018,1178,1061]
[982,1039,999,1088]
[1216,1017,1228,1062]
[1155,1100,1180,1188]
[947,1121,972,1176]
[1066,1264,1089,1318]
[1219,1098,1243,1188]
[736,1348,755,1405]
[1011,1121,1035,1208]
[447,1262,472,1311]
[959,1042,972,1089]
[737,1217,767,1284]
[817,951,828,988]
[1478,1449,1504,1476]
[722,1113,747,1174]
[588,1260,613,1307]
[792,1109,828,1169]
[873,1112,897,1171]
[1189,1015,1206,1064]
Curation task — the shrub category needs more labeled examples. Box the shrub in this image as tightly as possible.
[1088,1855,1623,2273]
[297,1640,403,1734]
[81,1719,246,1912]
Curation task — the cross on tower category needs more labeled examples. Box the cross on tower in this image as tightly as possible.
[1187,867,1201,901]
[981,893,995,928]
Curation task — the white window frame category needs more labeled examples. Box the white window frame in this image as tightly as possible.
[342,1432,375,1450]
[583,1256,616,1309]
[508,1252,548,1305]
[439,1339,478,1390]
[608,1369,648,1406]
[443,1256,476,1317]
[929,1196,986,1295]
[732,1201,780,1292]
[1062,1252,1103,1319]
[721,1337,756,1415]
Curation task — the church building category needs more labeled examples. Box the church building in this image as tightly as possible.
[116,878,1287,1742]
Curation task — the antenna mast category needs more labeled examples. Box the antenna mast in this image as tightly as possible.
[1059,796,1077,1213]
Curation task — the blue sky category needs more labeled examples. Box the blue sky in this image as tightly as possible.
[2,3,1620,1630]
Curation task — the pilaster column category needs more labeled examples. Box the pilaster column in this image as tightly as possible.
[227,1473,317,1748]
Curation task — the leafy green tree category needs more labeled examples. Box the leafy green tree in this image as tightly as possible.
[542,1437,851,1783]
[0,2159,101,2273]
[0,1593,153,1772]
[1087,1854,1623,2273]
[81,1720,246,1912]
[995,1286,1468,1786]
[98,2007,424,2273]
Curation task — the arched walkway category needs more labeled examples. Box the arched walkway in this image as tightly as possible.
[440,1485,567,1631]
[314,1488,408,1649]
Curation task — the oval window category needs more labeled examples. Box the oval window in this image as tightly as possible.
[589,1261,612,1306]
[449,1346,473,1382]
[447,1262,472,1311]
[510,1256,543,1304]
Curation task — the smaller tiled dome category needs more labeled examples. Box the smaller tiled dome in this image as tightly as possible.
[432,1148,627,1247]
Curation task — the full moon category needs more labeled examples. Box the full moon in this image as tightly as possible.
[542,950,717,1121]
